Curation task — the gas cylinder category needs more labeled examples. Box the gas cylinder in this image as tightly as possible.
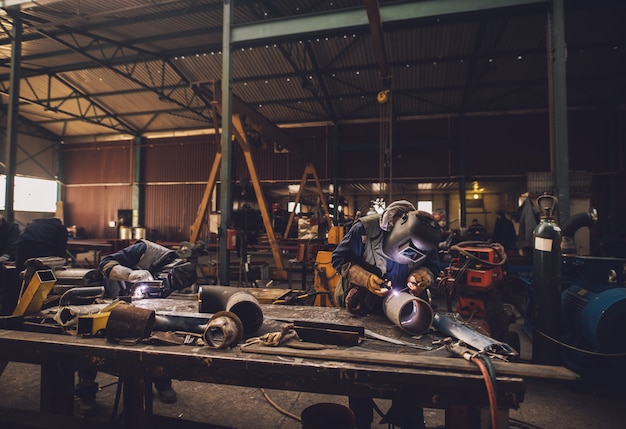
[532,194,563,365]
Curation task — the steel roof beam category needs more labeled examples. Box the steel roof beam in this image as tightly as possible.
[231,0,550,44]
[30,26,214,124]
[0,74,136,134]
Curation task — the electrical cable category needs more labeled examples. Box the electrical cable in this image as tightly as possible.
[470,355,499,429]
[512,298,626,358]
[260,388,302,422]
[449,241,508,267]
[508,416,544,428]
[478,353,498,398]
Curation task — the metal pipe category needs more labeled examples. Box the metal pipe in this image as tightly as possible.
[106,305,155,342]
[203,311,244,349]
[433,313,518,358]
[153,310,244,349]
[58,286,105,307]
[198,285,263,335]
[382,290,433,335]
[561,208,598,255]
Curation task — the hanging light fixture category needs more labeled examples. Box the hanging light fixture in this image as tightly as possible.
[471,181,485,199]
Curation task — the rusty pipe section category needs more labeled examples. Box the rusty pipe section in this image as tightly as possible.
[198,285,263,335]
[382,290,433,335]
[203,310,244,348]
[106,304,155,342]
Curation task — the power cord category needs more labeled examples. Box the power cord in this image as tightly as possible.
[259,388,302,423]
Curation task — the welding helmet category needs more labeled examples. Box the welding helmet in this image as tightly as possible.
[382,210,443,264]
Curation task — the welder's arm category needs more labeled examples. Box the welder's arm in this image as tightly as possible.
[99,241,150,281]
[103,262,153,282]
[347,264,389,297]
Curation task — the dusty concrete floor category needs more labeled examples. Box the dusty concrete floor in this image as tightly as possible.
[0,358,624,429]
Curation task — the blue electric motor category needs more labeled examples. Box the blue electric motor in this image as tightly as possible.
[561,255,626,353]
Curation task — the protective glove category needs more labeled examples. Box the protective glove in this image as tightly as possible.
[0,254,10,263]
[108,264,133,281]
[366,274,387,296]
[407,267,434,296]
[128,269,154,282]
[345,286,367,314]
[347,264,389,297]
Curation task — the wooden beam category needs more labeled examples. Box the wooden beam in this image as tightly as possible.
[232,114,287,279]
[283,163,333,239]
[189,102,222,243]
[241,345,580,381]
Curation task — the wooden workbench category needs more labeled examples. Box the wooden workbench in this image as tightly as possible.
[0,300,578,429]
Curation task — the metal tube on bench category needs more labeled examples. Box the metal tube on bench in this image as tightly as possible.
[198,285,263,335]
[382,290,433,335]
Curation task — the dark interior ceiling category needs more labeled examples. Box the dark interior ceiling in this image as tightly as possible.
[1,0,624,141]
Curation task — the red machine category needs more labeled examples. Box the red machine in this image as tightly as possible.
[441,241,514,343]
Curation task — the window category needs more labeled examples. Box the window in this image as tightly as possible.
[417,200,433,213]
[0,175,58,212]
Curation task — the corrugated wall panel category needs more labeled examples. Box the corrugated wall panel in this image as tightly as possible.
[61,141,133,183]
[62,139,134,238]
[64,185,133,239]
[143,135,220,183]
[143,184,207,243]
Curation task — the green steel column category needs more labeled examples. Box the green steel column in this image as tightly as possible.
[458,115,467,227]
[548,0,570,224]
[3,11,22,222]
[219,0,234,285]
[132,136,143,228]
[332,124,339,221]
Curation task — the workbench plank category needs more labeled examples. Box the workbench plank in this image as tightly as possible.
[241,344,579,381]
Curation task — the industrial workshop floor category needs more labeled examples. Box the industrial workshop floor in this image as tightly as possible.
[1,267,625,429]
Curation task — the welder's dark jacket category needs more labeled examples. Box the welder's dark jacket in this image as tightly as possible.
[0,220,19,260]
[331,214,439,308]
[99,240,176,277]
[15,218,68,270]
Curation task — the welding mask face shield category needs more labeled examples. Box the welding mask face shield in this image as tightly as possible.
[382,211,443,264]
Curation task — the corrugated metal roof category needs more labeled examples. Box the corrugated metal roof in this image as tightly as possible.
[0,0,623,141]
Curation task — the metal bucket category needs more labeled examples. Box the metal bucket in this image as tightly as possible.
[382,290,434,335]
[119,226,132,240]
[133,227,146,240]
[301,403,355,429]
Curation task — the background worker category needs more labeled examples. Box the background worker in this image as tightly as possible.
[15,217,68,272]
[491,209,517,252]
[466,218,488,241]
[331,200,442,429]
[432,208,447,229]
[3,217,68,315]
[0,215,20,315]
[76,240,180,415]
[0,215,19,263]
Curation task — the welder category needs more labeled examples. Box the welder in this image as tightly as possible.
[76,240,180,415]
[331,200,442,429]
[0,215,19,315]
